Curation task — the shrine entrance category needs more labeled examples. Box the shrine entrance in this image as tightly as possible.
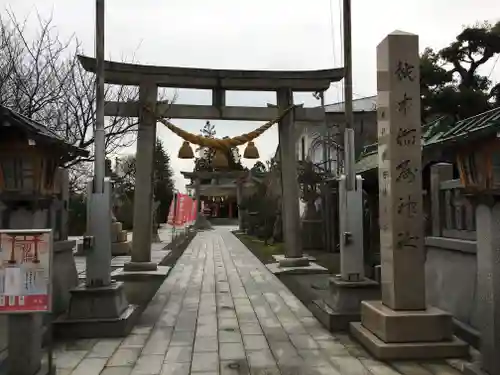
[78,55,344,269]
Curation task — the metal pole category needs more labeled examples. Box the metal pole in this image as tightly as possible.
[94,0,105,193]
[343,0,355,191]
[320,92,328,174]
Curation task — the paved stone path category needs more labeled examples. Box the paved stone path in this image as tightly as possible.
[55,228,468,375]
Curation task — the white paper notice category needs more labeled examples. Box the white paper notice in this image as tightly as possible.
[4,267,22,296]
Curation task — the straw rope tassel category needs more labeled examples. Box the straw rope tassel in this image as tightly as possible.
[145,104,297,150]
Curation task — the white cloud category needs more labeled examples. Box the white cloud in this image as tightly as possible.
[4,0,500,190]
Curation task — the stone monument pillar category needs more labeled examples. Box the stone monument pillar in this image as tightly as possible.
[350,30,468,359]
[469,202,500,375]
[276,88,308,267]
[126,81,158,271]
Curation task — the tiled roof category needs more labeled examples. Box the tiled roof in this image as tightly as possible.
[325,95,377,113]
[0,104,88,157]
[355,107,500,173]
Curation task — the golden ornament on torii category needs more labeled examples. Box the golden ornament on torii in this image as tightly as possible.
[143,104,297,167]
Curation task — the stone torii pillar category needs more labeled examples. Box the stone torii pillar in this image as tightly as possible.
[350,30,467,359]
[125,81,158,271]
[276,88,308,267]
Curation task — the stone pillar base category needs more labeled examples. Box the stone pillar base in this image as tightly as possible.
[55,281,140,338]
[310,276,380,332]
[278,256,310,268]
[350,301,468,360]
[124,261,158,272]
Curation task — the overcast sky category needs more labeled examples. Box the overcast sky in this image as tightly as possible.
[3,0,500,190]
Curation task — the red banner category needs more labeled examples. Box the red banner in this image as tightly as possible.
[183,197,192,224]
[174,194,185,226]
[191,199,197,223]
[167,195,176,225]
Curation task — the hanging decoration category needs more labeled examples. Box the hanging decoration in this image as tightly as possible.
[243,141,259,159]
[178,141,195,159]
[144,104,296,166]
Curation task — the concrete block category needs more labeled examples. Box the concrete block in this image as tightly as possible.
[329,276,380,313]
[111,266,170,305]
[54,304,141,339]
[350,322,468,360]
[67,282,128,320]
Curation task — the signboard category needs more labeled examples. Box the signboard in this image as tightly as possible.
[0,230,53,313]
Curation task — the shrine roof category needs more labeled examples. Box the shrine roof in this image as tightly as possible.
[78,55,344,91]
[355,106,500,173]
[0,104,89,158]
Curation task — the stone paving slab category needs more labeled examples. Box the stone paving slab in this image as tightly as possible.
[54,227,469,375]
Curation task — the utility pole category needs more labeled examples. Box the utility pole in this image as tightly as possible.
[95,0,105,194]
[85,0,112,287]
[343,0,355,191]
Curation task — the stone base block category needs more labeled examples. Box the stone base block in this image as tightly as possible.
[273,255,310,268]
[67,282,128,320]
[266,261,329,276]
[307,276,381,332]
[361,301,453,343]
[310,299,361,332]
[111,241,131,256]
[117,230,128,243]
[111,266,171,305]
[350,322,468,360]
[329,276,380,313]
[54,304,140,339]
[111,265,171,282]
[111,221,122,234]
[124,261,158,272]
[54,281,140,338]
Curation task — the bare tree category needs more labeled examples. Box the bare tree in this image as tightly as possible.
[0,10,176,189]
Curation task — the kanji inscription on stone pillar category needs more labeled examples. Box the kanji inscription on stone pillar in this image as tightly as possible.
[377,31,426,310]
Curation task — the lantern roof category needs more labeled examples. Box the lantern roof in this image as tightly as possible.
[0,104,89,160]
[355,106,500,173]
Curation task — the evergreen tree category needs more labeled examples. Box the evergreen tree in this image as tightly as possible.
[420,21,500,122]
[194,121,246,172]
[114,138,175,224]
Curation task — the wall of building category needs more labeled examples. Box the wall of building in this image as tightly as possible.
[424,236,480,346]
[295,110,377,172]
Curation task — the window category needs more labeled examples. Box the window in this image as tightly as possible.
[0,157,35,191]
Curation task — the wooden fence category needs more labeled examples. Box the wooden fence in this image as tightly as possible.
[430,163,476,240]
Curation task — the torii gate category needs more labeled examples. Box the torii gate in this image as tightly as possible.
[78,55,344,269]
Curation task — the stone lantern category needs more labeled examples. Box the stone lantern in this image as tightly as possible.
[0,105,88,375]
[0,107,86,235]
